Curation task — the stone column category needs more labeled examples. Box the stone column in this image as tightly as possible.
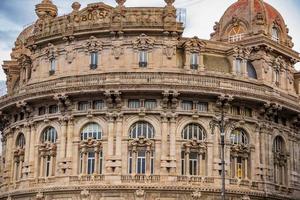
[40,156,44,177]
[199,153,203,176]
[146,150,151,175]
[234,156,237,178]
[72,139,80,176]
[59,119,67,159]
[82,152,87,174]
[29,124,36,177]
[245,158,248,179]
[115,116,123,157]
[107,117,115,156]
[132,151,137,175]
[66,118,74,159]
[169,117,176,173]
[24,125,31,163]
[161,117,168,160]
[185,151,190,176]
[206,140,213,177]
[95,151,99,174]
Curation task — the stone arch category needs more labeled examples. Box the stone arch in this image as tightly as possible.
[75,116,107,139]
[176,118,209,140]
[15,132,26,148]
[124,115,161,139]
[36,121,61,144]
[226,125,252,145]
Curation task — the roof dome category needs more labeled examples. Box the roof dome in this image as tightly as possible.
[210,0,294,48]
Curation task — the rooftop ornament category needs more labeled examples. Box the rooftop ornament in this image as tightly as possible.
[35,0,58,19]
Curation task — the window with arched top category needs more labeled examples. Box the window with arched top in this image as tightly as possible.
[16,133,25,148]
[81,122,102,140]
[41,127,57,143]
[273,136,284,153]
[230,128,250,180]
[14,133,26,181]
[39,127,58,177]
[272,27,280,42]
[247,61,257,79]
[273,136,287,185]
[129,121,155,139]
[230,129,248,145]
[228,25,246,42]
[182,123,206,141]
[128,121,155,175]
[79,123,103,175]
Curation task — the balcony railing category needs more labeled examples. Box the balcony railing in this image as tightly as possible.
[121,175,160,183]
[1,72,299,111]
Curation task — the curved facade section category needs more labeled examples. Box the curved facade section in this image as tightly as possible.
[0,0,300,200]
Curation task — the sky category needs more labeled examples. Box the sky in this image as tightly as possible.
[0,0,300,82]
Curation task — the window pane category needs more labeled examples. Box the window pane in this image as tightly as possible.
[144,100,157,109]
[81,123,102,140]
[181,101,193,111]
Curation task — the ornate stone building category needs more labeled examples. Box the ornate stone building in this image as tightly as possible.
[0,0,300,199]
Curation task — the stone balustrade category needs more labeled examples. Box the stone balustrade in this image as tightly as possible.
[0,72,299,111]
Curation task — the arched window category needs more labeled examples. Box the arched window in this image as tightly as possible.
[79,123,103,175]
[272,27,279,42]
[228,25,246,42]
[14,133,26,181]
[273,136,287,185]
[247,61,257,79]
[128,121,155,175]
[81,123,102,140]
[182,123,206,141]
[273,136,284,153]
[16,133,25,149]
[230,129,250,179]
[230,129,248,145]
[41,127,57,143]
[39,127,57,177]
[129,121,155,139]
[181,124,207,176]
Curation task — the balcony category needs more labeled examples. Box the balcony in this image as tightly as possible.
[121,175,160,183]
[1,72,299,112]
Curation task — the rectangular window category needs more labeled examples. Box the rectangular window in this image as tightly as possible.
[231,106,241,115]
[79,153,83,174]
[45,155,51,177]
[90,52,98,69]
[93,100,105,110]
[244,107,252,117]
[78,101,90,111]
[38,107,46,115]
[189,152,198,175]
[139,51,148,67]
[181,100,193,111]
[144,99,157,109]
[190,53,199,70]
[50,58,56,75]
[150,151,154,175]
[235,58,242,75]
[181,151,185,175]
[99,151,103,174]
[137,150,146,174]
[128,99,141,109]
[196,102,208,112]
[128,151,132,174]
[87,152,95,175]
[275,70,280,85]
[49,105,58,114]
[237,157,242,179]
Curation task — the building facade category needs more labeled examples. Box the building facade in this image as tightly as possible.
[0,0,300,199]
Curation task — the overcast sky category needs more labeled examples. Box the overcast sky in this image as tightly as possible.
[0,0,299,81]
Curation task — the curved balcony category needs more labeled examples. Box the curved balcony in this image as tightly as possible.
[1,72,299,111]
